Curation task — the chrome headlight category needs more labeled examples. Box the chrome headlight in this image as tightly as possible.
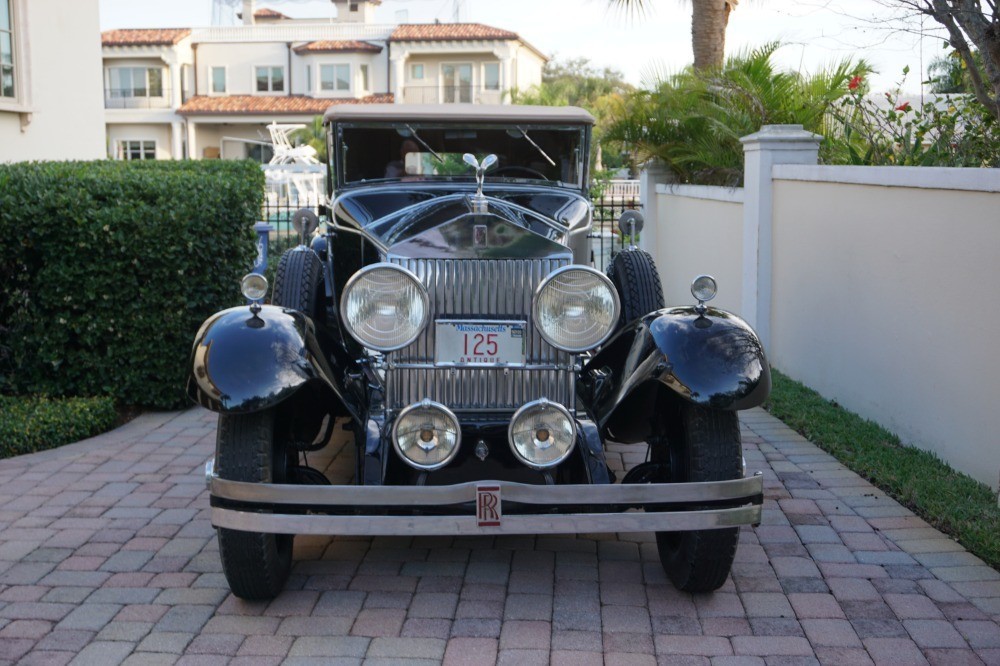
[508,398,576,469]
[340,263,429,352]
[533,266,620,352]
[241,273,268,301]
[392,400,461,471]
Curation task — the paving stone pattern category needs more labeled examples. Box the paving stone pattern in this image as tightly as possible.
[0,407,998,665]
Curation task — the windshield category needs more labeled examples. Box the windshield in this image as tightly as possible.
[334,123,587,190]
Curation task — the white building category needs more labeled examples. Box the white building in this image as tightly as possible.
[0,0,105,162]
[101,0,546,161]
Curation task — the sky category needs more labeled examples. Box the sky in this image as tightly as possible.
[98,0,942,94]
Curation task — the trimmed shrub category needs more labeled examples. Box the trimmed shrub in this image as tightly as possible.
[0,160,262,408]
[0,395,118,458]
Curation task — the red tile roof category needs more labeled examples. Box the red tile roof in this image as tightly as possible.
[390,23,518,42]
[293,40,383,54]
[253,7,289,19]
[177,94,394,116]
[102,28,191,47]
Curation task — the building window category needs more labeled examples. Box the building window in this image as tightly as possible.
[0,0,15,99]
[359,64,369,92]
[108,67,165,99]
[117,140,156,161]
[211,66,226,94]
[255,66,285,92]
[411,64,424,80]
[349,2,359,11]
[306,65,312,92]
[320,64,350,92]
[483,63,500,91]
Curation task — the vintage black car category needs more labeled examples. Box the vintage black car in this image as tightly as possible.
[189,104,769,600]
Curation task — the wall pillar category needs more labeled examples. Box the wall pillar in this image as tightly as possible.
[390,55,406,103]
[739,124,821,352]
[186,121,197,160]
[171,122,184,160]
[638,160,671,256]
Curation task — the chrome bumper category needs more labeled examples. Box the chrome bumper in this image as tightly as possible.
[207,463,763,536]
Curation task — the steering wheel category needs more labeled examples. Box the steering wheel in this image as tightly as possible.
[491,166,549,180]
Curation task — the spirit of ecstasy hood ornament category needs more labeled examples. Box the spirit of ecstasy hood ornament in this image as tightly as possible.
[463,153,497,200]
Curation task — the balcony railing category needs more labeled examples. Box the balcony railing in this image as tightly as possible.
[193,24,394,43]
[402,85,503,105]
[104,88,172,110]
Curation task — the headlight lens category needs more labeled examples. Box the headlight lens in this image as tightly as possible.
[691,274,717,303]
[508,399,576,469]
[241,273,268,301]
[392,400,461,470]
[341,263,429,351]
[533,266,619,352]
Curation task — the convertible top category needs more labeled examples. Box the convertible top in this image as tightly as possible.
[324,103,595,126]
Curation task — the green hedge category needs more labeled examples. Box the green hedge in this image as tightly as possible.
[0,395,118,458]
[0,160,262,408]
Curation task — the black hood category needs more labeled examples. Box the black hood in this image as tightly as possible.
[332,185,590,260]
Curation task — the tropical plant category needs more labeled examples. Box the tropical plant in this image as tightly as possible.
[927,44,985,94]
[610,0,738,70]
[294,116,328,162]
[604,43,871,185]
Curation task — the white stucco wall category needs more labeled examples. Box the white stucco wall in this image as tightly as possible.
[653,184,744,314]
[0,0,105,161]
[769,169,1000,489]
[402,53,503,105]
[106,123,173,160]
[196,42,293,96]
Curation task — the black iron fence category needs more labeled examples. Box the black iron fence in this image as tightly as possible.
[588,193,640,272]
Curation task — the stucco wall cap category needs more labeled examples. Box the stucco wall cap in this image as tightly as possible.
[739,124,823,146]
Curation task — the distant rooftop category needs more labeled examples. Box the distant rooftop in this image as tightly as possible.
[253,7,289,20]
[390,23,518,42]
[102,28,191,47]
[293,40,383,54]
[178,93,394,116]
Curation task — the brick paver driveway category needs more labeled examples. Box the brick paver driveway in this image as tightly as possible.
[0,408,998,665]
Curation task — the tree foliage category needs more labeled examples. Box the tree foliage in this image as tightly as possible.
[604,43,871,185]
[883,0,1000,122]
[514,58,634,171]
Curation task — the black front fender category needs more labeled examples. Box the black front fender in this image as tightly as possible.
[188,305,360,419]
[580,306,770,442]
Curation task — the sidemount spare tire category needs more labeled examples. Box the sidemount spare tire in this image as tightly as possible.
[272,248,324,324]
[607,248,665,329]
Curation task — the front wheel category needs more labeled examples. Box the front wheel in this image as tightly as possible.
[216,410,293,600]
[655,402,742,592]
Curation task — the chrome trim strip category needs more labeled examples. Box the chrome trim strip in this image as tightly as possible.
[209,474,763,506]
[211,504,762,536]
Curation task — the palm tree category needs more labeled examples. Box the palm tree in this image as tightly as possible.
[611,0,737,71]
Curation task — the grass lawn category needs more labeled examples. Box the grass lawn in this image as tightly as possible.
[0,395,118,459]
[765,368,1000,570]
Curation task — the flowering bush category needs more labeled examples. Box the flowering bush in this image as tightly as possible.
[828,67,1000,167]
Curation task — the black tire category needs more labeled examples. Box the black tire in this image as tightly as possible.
[216,410,293,600]
[656,403,742,592]
[272,248,323,321]
[607,248,665,328]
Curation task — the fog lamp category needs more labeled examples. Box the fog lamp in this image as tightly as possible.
[392,400,461,471]
[241,273,268,301]
[691,275,717,304]
[508,399,576,470]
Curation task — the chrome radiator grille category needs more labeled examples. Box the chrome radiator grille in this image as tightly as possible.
[385,257,574,412]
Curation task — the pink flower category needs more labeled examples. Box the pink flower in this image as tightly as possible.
[848,75,863,91]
